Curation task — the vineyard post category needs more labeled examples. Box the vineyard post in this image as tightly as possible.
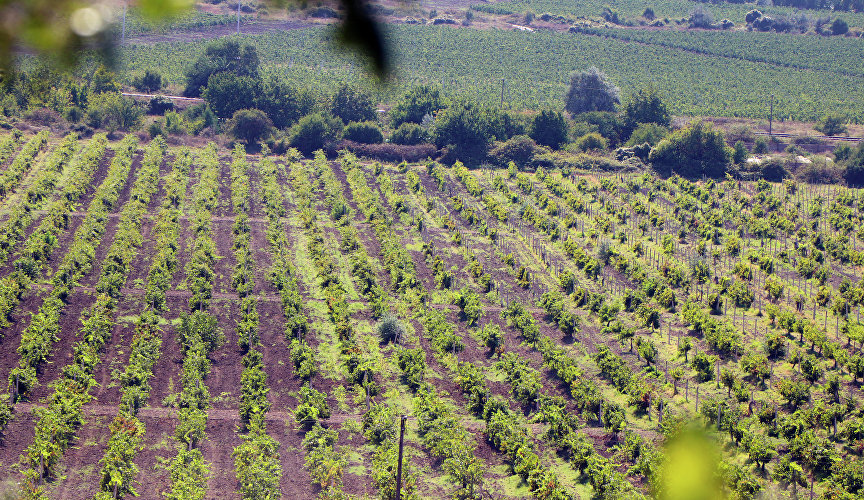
[396,415,407,499]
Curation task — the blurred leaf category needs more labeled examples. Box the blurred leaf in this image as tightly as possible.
[658,425,726,500]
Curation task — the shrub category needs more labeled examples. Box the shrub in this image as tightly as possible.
[288,113,342,156]
[831,18,849,35]
[390,85,444,128]
[529,109,568,149]
[390,122,427,145]
[433,100,505,164]
[487,135,540,167]
[86,93,143,132]
[134,70,162,93]
[815,114,847,137]
[377,314,406,344]
[626,123,668,147]
[226,109,273,145]
[202,72,260,119]
[752,136,769,154]
[148,96,174,115]
[330,84,376,124]
[649,121,731,178]
[342,121,383,144]
[574,132,608,152]
[623,86,671,128]
[184,39,260,97]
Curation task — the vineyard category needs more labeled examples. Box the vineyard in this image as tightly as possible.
[0,129,861,499]
[117,24,864,123]
[468,0,864,29]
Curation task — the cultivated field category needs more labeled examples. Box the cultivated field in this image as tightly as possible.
[0,130,860,498]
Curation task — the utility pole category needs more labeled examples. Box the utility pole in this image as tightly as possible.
[121,2,127,44]
[500,78,505,107]
[237,0,242,34]
[769,94,774,138]
[395,415,407,499]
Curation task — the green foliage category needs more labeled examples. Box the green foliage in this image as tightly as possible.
[288,113,342,156]
[343,120,384,144]
[330,84,376,124]
[649,120,731,178]
[226,108,273,145]
[530,109,568,149]
[390,122,428,145]
[815,114,848,136]
[565,66,620,115]
[294,385,331,428]
[390,84,445,128]
[574,132,609,152]
[434,99,507,164]
[623,86,671,128]
[625,122,669,147]
[184,39,260,97]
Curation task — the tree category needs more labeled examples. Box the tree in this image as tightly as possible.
[623,86,671,129]
[831,17,849,35]
[564,67,620,116]
[343,121,384,144]
[330,84,376,124]
[529,109,568,149]
[433,100,504,164]
[226,109,273,145]
[184,39,260,97]
[649,121,732,178]
[625,123,668,147]
[133,70,162,93]
[815,114,848,136]
[390,85,444,128]
[255,79,314,129]
[201,72,261,119]
[637,338,657,366]
[288,113,342,156]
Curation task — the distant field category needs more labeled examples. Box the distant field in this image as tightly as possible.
[120,24,864,122]
[470,0,864,26]
[580,26,864,77]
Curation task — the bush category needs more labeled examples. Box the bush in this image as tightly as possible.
[332,141,437,163]
[288,113,342,156]
[831,18,849,35]
[390,85,444,128]
[625,123,668,146]
[623,86,671,128]
[202,72,260,119]
[487,135,541,167]
[390,122,428,145]
[759,157,788,181]
[529,109,568,149]
[86,93,143,132]
[433,99,505,164]
[342,121,383,144]
[184,39,260,97]
[377,314,406,344]
[572,111,626,147]
[330,84,376,124]
[753,136,770,154]
[226,109,273,145]
[574,132,608,152]
[148,96,174,115]
[732,141,749,164]
[134,70,162,93]
[649,121,731,178]
[815,114,847,136]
